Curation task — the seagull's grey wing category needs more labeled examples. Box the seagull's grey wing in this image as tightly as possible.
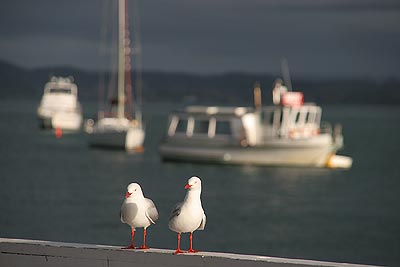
[169,202,183,221]
[120,203,126,223]
[145,198,159,224]
[197,211,206,230]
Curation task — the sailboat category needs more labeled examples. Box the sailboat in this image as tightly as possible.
[85,0,145,151]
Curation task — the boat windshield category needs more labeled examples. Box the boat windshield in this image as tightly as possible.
[169,114,234,139]
[193,120,209,134]
[49,88,73,94]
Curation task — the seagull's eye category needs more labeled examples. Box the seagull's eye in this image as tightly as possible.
[134,189,137,191]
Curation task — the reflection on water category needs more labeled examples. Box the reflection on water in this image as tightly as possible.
[0,100,399,266]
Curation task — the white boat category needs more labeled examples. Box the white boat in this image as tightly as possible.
[159,81,352,168]
[37,76,82,131]
[85,0,145,151]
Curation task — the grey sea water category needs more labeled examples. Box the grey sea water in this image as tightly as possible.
[0,99,399,266]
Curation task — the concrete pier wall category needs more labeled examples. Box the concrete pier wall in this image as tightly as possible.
[0,238,381,267]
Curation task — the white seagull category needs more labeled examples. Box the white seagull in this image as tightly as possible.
[168,176,206,254]
[120,182,159,249]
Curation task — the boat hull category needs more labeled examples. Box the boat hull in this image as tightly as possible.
[37,112,82,131]
[38,116,53,129]
[87,127,145,150]
[159,137,336,167]
[52,112,82,131]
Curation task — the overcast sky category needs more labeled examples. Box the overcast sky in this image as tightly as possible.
[0,0,399,79]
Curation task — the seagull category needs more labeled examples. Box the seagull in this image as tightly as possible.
[168,176,206,254]
[120,182,159,249]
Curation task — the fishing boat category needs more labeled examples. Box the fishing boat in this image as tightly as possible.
[37,76,82,131]
[159,81,352,168]
[85,0,144,151]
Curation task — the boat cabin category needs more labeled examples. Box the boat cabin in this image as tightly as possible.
[165,102,326,147]
[166,106,249,146]
[43,77,78,97]
[262,104,322,140]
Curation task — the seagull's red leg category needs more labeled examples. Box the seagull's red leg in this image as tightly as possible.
[187,232,199,253]
[139,228,149,249]
[173,233,184,254]
[123,228,135,249]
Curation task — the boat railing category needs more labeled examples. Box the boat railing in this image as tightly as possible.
[320,121,332,135]
[333,123,344,150]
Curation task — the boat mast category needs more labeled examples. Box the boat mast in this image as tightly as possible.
[124,0,133,120]
[117,0,126,119]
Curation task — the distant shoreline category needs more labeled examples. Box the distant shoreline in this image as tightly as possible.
[1,60,399,106]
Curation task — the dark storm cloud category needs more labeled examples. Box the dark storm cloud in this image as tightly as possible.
[0,0,101,39]
[0,0,399,79]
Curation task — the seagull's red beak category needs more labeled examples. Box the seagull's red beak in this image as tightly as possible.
[184,184,191,189]
[125,192,132,198]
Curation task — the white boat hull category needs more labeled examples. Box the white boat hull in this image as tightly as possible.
[160,144,333,167]
[86,118,145,150]
[37,112,82,131]
[52,112,82,131]
[160,135,339,167]
[125,127,145,150]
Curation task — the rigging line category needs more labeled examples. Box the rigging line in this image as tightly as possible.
[132,0,143,125]
[107,0,119,110]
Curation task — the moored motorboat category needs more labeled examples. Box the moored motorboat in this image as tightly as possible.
[159,81,352,168]
[37,76,82,131]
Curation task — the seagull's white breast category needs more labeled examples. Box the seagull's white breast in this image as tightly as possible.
[169,192,205,233]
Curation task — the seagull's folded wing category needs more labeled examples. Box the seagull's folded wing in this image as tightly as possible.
[197,212,206,230]
[145,198,159,224]
[119,203,126,223]
[169,202,183,221]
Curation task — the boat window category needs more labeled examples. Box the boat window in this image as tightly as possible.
[307,111,316,124]
[272,110,283,126]
[265,111,274,125]
[175,119,188,133]
[215,121,231,135]
[279,111,284,124]
[295,112,301,123]
[193,120,209,134]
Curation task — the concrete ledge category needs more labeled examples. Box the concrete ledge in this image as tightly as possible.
[0,238,381,267]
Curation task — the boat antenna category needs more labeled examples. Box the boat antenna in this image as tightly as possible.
[253,81,262,110]
[281,57,293,92]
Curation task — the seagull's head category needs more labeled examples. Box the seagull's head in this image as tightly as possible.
[184,176,202,191]
[125,183,144,199]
